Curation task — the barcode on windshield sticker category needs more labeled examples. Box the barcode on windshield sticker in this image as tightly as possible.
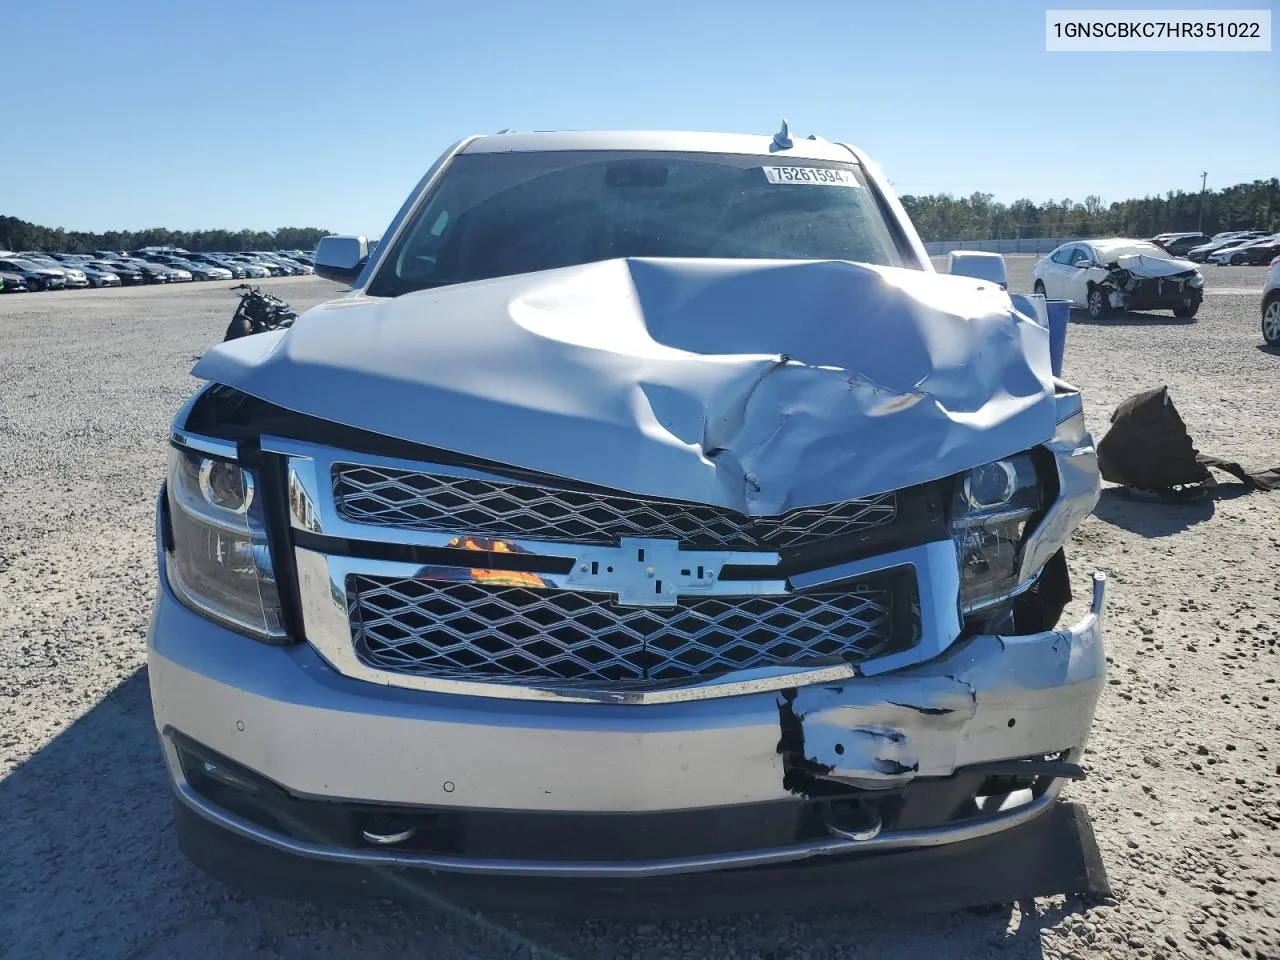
[762,166,858,187]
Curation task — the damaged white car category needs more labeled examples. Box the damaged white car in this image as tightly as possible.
[147,129,1109,911]
[1033,238,1204,320]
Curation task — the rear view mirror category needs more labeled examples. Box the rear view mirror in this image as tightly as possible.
[314,235,369,285]
[945,251,1007,289]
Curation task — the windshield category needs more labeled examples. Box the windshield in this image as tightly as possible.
[1094,242,1172,261]
[367,150,906,297]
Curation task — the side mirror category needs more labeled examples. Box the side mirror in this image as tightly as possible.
[1073,259,1091,268]
[945,251,1007,289]
[314,235,369,285]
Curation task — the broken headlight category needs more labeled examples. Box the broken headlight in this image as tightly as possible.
[951,453,1043,613]
[165,446,285,640]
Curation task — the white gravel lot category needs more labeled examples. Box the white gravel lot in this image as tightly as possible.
[1,262,1278,960]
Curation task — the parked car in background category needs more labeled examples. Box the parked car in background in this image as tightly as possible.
[114,258,171,283]
[1033,238,1204,318]
[1208,234,1280,266]
[0,257,70,291]
[224,255,280,276]
[1187,231,1269,262]
[1205,236,1266,265]
[80,263,122,288]
[133,247,192,259]
[0,249,321,288]
[1150,232,1200,251]
[0,270,27,292]
[255,252,303,275]
[153,256,233,281]
[90,260,147,285]
[1156,234,1211,257]
[1263,255,1280,346]
[195,256,248,279]
[245,252,298,275]
[228,258,272,278]
[183,259,236,281]
[24,255,90,288]
[158,265,193,282]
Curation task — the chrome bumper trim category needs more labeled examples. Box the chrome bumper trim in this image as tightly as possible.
[172,770,1063,879]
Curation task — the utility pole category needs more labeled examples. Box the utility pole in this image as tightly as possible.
[1197,171,1208,232]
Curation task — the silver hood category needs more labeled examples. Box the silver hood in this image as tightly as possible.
[192,257,1056,513]
[1112,253,1198,277]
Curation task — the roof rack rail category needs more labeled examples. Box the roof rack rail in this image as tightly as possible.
[496,128,515,134]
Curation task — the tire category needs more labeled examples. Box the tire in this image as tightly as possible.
[1033,280,1047,297]
[1087,285,1110,320]
[28,278,44,292]
[1173,294,1201,319]
[1230,254,1244,266]
[1263,296,1280,346]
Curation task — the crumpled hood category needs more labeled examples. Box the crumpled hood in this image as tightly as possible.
[1112,254,1198,277]
[192,257,1056,513]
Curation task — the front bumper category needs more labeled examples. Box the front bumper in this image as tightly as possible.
[1109,287,1201,311]
[148,562,1106,878]
[173,790,1110,916]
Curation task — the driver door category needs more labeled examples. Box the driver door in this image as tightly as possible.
[1062,244,1095,307]
[1041,245,1072,298]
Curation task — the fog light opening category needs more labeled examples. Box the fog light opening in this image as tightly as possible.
[974,786,1036,814]
[822,799,883,841]
[360,814,422,846]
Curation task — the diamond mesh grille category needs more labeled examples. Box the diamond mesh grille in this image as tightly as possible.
[348,575,910,687]
[333,464,896,549]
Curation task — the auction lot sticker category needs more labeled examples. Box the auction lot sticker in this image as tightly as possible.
[763,167,858,187]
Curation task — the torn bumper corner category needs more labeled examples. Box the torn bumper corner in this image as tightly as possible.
[784,572,1107,793]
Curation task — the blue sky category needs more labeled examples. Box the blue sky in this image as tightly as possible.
[3,0,1276,235]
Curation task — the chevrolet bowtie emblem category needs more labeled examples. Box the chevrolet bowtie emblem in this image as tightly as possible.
[564,537,781,607]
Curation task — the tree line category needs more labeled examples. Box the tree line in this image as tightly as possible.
[0,217,331,254]
[898,178,1280,242]
[4,177,1278,251]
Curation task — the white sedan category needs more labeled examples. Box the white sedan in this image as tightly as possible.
[1263,257,1280,347]
[1032,239,1204,319]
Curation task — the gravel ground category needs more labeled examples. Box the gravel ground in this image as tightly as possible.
[1,262,1278,960]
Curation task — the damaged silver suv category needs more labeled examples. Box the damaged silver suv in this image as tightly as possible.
[148,128,1108,910]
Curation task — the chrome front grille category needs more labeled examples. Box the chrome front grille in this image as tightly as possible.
[348,574,910,687]
[333,464,896,549]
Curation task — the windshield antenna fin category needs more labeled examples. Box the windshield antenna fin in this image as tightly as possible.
[772,119,793,150]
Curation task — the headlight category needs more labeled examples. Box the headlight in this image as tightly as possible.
[1187,274,1204,287]
[165,446,285,639]
[951,452,1044,613]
